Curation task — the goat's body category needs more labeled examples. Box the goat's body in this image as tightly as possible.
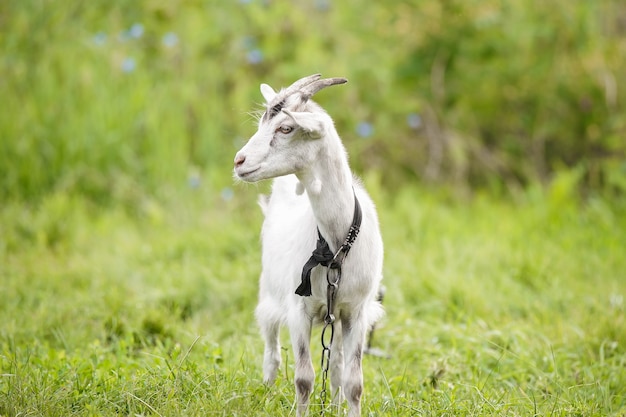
[234,74,383,416]
[256,175,383,416]
[257,175,383,328]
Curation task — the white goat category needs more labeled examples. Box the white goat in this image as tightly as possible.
[234,74,384,417]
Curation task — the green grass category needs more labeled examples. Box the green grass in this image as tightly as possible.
[1,180,625,416]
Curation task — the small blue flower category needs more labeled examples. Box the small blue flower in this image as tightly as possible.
[246,48,264,65]
[121,57,136,73]
[407,113,422,129]
[315,0,331,11]
[129,23,144,39]
[239,0,253,4]
[356,121,374,138]
[188,174,201,189]
[221,187,234,202]
[92,32,107,46]
[162,32,179,48]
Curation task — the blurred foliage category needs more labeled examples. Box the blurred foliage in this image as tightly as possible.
[1,0,625,202]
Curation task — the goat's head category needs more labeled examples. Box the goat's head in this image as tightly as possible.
[234,74,347,182]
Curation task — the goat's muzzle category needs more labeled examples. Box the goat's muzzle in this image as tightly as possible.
[234,153,246,168]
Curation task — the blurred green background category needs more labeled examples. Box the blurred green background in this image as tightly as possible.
[2,0,625,204]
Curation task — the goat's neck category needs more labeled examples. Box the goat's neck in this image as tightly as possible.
[297,136,355,251]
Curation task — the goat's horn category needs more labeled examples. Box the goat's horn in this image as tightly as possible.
[266,74,321,110]
[284,74,322,94]
[300,77,348,101]
[264,75,345,120]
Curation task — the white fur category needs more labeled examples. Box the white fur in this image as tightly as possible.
[234,78,383,417]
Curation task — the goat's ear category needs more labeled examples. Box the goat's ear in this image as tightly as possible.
[260,84,277,102]
[282,109,324,139]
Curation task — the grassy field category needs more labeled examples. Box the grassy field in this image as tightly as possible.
[2,1,625,415]
[1,178,625,416]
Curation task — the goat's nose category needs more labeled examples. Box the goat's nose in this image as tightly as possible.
[234,153,246,168]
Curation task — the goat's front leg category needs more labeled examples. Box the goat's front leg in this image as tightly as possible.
[289,311,314,416]
[341,313,368,417]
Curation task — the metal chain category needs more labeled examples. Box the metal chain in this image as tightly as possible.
[319,321,333,414]
[319,266,341,415]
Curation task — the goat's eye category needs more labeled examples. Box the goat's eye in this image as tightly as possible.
[277,126,293,135]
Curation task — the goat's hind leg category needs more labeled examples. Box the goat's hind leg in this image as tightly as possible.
[341,313,368,417]
[329,319,345,406]
[256,303,281,385]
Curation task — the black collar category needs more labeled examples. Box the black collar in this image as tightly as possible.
[296,192,362,297]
